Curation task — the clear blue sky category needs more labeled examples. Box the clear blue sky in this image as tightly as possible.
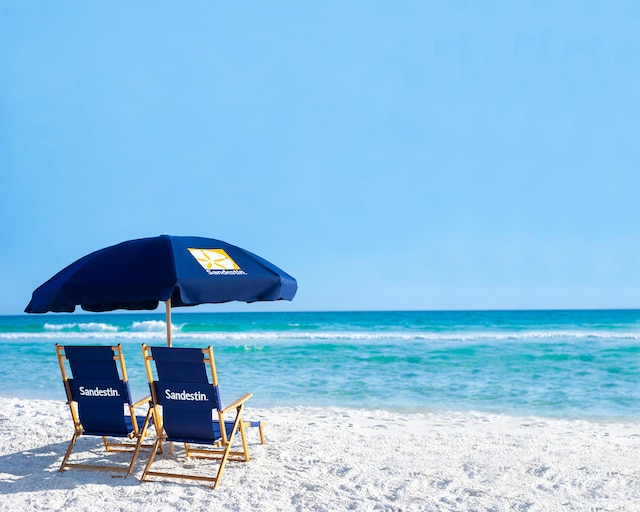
[2,1,639,315]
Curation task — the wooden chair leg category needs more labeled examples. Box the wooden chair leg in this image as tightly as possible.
[238,422,250,462]
[140,438,163,482]
[244,420,266,444]
[59,432,80,471]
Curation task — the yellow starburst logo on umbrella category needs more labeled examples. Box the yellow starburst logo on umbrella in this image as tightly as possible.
[188,248,241,271]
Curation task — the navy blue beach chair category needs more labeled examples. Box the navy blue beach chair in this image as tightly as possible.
[55,344,153,475]
[140,344,255,488]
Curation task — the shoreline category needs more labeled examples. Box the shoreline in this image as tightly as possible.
[2,392,638,424]
[1,397,639,511]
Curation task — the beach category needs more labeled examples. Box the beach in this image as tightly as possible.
[1,397,639,511]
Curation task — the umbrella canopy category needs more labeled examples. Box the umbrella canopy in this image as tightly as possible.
[25,235,297,345]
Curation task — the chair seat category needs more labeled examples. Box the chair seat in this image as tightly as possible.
[126,415,153,432]
[82,415,149,437]
[166,420,236,445]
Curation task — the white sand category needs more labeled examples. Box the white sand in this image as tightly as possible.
[1,397,639,511]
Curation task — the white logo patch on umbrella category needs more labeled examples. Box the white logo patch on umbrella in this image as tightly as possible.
[188,248,247,276]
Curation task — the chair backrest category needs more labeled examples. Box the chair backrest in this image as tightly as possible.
[56,344,135,436]
[143,345,224,444]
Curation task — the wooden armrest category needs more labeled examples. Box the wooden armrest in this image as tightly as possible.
[222,393,253,414]
[132,395,151,408]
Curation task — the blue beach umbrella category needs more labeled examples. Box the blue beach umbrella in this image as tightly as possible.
[25,235,297,345]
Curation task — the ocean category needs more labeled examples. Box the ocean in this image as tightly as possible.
[0,309,638,421]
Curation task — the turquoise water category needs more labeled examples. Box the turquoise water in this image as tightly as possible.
[0,310,638,420]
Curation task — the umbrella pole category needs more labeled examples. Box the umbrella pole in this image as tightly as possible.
[165,299,172,347]
[165,298,175,454]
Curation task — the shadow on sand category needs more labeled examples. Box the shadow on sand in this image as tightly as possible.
[0,438,149,495]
